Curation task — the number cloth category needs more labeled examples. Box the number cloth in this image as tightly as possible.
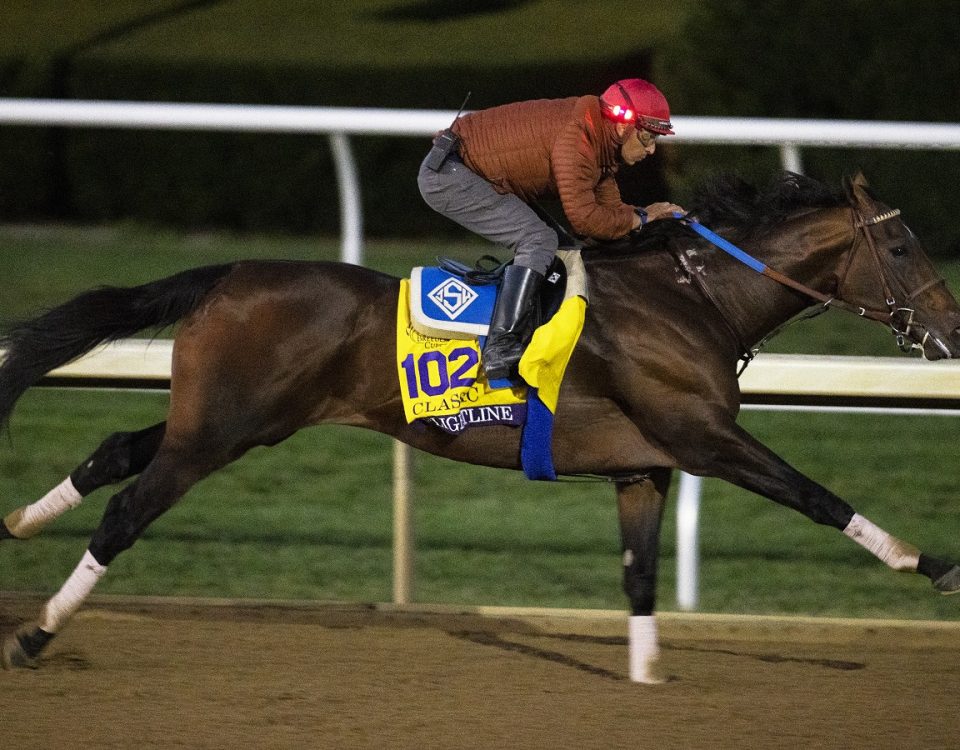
[396,279,586,479]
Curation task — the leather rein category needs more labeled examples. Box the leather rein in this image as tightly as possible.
[675,206,952,367]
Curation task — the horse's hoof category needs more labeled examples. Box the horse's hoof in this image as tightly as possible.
[933,565,960,595]
[2,627,42,670]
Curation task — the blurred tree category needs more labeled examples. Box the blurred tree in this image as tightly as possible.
[658,0,960,254]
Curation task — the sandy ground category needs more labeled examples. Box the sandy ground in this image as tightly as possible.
[2,593,958,749]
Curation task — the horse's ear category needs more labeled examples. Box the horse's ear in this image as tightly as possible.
[843,171,875,209]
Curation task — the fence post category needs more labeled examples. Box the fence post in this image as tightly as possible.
[779,143,804,174]
[676,471,702,610]
[392,440,414,604]
[328,131,363,265]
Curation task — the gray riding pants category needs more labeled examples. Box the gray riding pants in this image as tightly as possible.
[417,154,558,275]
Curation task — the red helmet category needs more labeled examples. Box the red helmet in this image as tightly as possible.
[600,78,674,135]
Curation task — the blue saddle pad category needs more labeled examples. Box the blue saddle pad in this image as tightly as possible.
[409,266,497,339]
[409,257,570,341]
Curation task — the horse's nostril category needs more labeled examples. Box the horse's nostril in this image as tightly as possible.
[951,326,960,348]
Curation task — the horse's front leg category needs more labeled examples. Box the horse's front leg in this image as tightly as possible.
[616,469,671,684]
[1,422,165,540]
[679,416,960,593]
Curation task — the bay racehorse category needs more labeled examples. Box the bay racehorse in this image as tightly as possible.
[2,172,959,682]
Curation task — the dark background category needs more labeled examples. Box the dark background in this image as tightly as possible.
[0,0,957,253]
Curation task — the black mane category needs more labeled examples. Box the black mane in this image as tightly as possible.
[688,172,844,229]
[590,171,847,256]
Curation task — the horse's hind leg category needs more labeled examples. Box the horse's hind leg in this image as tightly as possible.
[2,437,220,669]
[616,469,671,684]
[0,422,165,540]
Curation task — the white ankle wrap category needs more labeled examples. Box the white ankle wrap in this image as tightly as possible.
[4,476,83,539]
[843,513,919,572]
[628,615,661,683]
[39,550,107,633]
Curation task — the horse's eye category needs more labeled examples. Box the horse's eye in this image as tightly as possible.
[891,246,907,258]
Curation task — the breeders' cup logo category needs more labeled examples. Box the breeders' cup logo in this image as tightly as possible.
[428,278,478,319]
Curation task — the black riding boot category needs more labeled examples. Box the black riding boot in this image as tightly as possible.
[481,264,544,380]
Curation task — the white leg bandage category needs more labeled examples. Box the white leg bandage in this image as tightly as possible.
[39,550,107,633]
[843,513,920,572]
[628,615,664,684]
[4,476,83,539]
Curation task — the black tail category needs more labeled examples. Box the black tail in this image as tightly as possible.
[0,263,235,428]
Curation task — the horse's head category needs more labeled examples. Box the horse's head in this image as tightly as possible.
[840,172,960,360]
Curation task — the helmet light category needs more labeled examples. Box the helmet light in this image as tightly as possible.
[600,78,675,134]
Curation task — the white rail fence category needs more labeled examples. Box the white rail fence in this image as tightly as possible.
[2,99,960,610]
[2,98,960,265]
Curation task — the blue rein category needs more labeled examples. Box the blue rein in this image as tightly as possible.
[669,211,845,312]
[667,209,903,334]
[673,212,768,274]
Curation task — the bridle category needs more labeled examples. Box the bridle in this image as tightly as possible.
[838,208,952,356]
[674,204,953,367]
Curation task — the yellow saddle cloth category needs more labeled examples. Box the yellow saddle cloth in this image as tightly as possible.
[396,265,587,431]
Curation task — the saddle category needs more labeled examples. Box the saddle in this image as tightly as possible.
[409,249,589,341]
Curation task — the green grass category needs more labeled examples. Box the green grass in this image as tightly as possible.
[1,223,959,621]
[1,1,694,68]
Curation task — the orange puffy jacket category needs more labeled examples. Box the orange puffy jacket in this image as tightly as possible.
[451,95,634,240]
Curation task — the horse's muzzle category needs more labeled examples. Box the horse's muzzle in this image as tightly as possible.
[944,325,960,359]
[922,331,954,360]
[888,308,953,359]
[920,324,960,360]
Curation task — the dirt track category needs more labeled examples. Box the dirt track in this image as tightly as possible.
[2,593,958,749]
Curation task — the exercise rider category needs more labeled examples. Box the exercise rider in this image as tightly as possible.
[417,78,683,380]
